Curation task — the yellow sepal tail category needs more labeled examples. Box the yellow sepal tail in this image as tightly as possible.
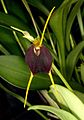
[48,71,55,86]
[39,6,55,46]
[24,72,33,108]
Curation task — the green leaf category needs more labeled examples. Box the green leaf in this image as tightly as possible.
[0,26,22,55]
[28,105,78,120]
[81,63,84,83]
[66,41,84,81]
[62,0,77,38]
[69,80,84,93]
[50,84,84,120]
[0,55,58,90]
[65,0,83,51]
[50,4,66,76]
[5,0,28,23]
[0,55,28,88]
[50,0,80,76]
[0,12,31,32]
[77,9,84,40]
[62,1,71,37]
[28,0,49,16]
[74,90,84,104]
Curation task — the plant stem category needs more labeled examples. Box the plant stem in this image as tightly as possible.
[13,31,25,55]
[52,63,73,91]
[70,34,75,49]
[47,30,57,55]
[41,90,59,108]
[21,0,39,37]
[0,44,10,55]
[1,0,8,13]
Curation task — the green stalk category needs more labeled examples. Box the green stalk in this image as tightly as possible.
[1,0,8,13]
[40,90,59,108]
[13,31,25,55]
[75,67,81,84]
[21,0,39,37]
[0,44,10,55]
[70,34,75,49]
[47,30,57,55]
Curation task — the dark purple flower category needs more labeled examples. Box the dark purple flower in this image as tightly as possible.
[25,45,52,75]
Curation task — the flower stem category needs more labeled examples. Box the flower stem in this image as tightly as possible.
[1,0,8,13]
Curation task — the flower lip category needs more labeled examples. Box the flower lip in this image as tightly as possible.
[33,47,40,56]
[25,45,52,75]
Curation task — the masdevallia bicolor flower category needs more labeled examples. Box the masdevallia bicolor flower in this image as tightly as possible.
[24,7,55,108]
